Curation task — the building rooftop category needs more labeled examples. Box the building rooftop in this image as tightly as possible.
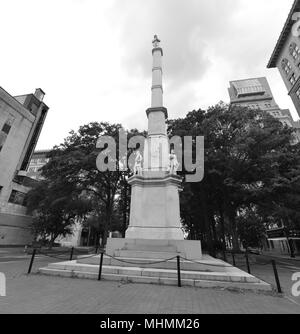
[230,78,266,97]
[267,0,300,68]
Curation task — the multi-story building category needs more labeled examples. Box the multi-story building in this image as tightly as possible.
[0,87,49,245]
[27,149,50,180]
[267,0,300,119]
[228,77,300,143]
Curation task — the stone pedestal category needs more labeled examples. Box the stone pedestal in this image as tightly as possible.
[106,237,202,260]
[126,174,184,240]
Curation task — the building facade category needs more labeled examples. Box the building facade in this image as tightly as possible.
[228,77,300,143]
[0,87,48,246]
[267,0,300,119]
[27,149,50,180]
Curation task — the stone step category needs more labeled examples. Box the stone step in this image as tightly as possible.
[113,250,182,259]
[45,261,260,283]
[77,255,231,273]
[39,267,272,291]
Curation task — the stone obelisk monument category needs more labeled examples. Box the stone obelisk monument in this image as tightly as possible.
[106,35,202,260]
[125,35,184,240]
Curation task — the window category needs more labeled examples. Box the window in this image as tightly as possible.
[289,73,297,85]
[273,111,281,117]
[281,58,292,75]
[2,123,11,134]
[38,158,48,164]
[8,190,27,206]
[1,115,15,134]
[249,104,259,109]
[296,87,300,100]
[0,131,7,152]
[0,115,15,152]
[289,42,300,61]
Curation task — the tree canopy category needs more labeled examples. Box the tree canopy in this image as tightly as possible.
[26,104,300,253]
[168,103,300,253]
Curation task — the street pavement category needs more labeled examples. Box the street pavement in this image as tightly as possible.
[223,252,300,307]
[0,248,299,314]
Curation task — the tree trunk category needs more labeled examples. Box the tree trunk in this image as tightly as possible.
[219,203,227,261]
[48,234,57,249]
[228,210,240,252]
[199,188,215,257]
[101,213,109,249]
[102,201,113,249]
[210,213,218,245]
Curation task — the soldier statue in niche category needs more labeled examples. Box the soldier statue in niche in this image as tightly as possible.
[133,149,143,176]
[168,149,179,175]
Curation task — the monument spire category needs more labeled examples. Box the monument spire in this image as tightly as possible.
[146,35,168,137]
[151,34,163,108]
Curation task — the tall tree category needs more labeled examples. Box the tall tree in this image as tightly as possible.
[26,179,91,248]
[168,103,299,252]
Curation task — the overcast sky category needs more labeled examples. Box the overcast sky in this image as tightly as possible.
[0,0,297,150]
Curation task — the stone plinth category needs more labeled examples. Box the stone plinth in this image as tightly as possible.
[106,238,202,260]
[126,174,184,240]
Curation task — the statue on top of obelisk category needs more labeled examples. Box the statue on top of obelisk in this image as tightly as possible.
[152,34,161,48]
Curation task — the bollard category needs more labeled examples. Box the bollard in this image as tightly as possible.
[176,256,181,287]
[70,247,74,261]
[271,260,282,293]
[245,251,251,274]
[98,252,104,281]
[232,252,236,267]
[28,248,37,274]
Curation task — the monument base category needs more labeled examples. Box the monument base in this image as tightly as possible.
[39,238,272,291]
[127,175,184,240]
[106,237,202,260]
[126,227,184,240]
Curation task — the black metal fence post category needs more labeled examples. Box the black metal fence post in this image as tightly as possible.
[232,252,236,267]
[98,252,104,281]
[69,247,74,261]
[271,260,282,293]
[245,251,251,274]
[28,248,37,274]
[177,256,181,287]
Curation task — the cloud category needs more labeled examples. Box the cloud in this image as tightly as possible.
[110,0,241,88]
[0,0,297,151]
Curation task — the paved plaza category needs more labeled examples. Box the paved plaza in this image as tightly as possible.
[0,249,299,314]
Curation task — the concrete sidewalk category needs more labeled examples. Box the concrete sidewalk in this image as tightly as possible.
[0,258,299,314]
